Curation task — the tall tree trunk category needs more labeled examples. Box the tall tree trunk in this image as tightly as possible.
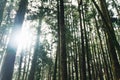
[84,24,92,80]
[78,1,86,80]
[53,0,60,79]
[72,21,79,80]
[59,0,67,80]
[53,46,58,80]
[0,0,28,80]
[17,52,24,80]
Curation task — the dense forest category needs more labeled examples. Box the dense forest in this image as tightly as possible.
[0,0,120,80]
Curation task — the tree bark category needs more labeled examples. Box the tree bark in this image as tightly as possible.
[78,3,86,80]
[59,0,68,80]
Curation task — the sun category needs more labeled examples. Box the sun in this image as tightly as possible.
[15,29,31,48]
[13,22,33,50]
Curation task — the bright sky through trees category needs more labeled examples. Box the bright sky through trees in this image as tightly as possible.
[13,21,33,49]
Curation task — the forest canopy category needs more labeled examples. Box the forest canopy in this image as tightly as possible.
[0,0,120,80]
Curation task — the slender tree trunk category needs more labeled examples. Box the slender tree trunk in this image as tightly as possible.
[53,0,60,79]
[53,46,58,80]
[21,55,27,80]
[84,24,92,80]
[17,52,24,80]
[95,38,104,80]
[78,2,86,80]
[71,57,75,80]
[91,43,98,79]
[59,0,67,80]
[72,21,79,80]
[24,52,31,80]
[104,32,114,80]
[0,0,28,80]
[68,50,71,80]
